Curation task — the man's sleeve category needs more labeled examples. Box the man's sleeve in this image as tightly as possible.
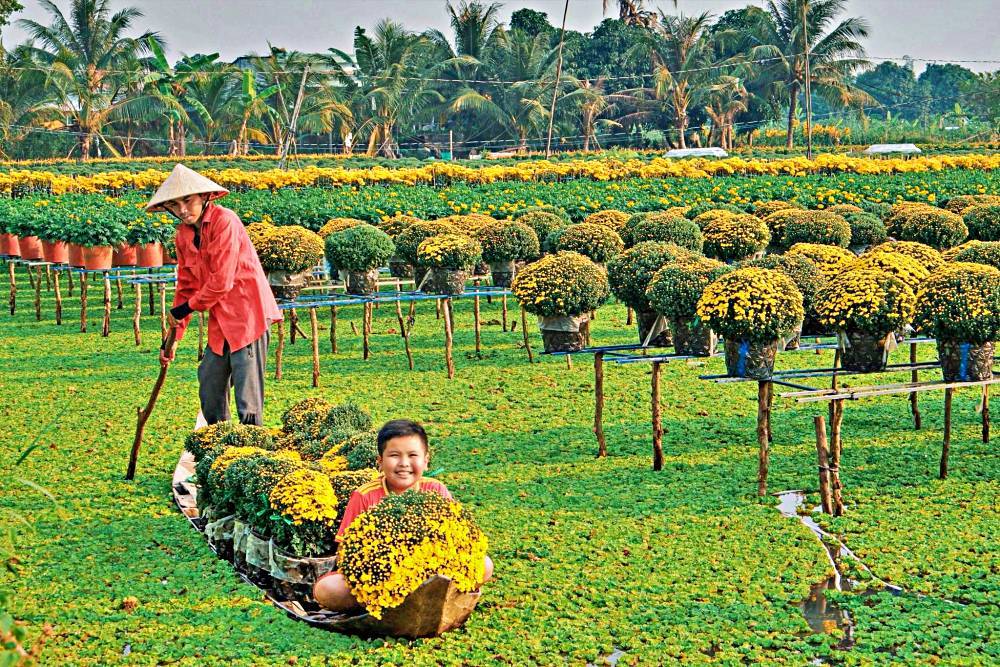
[335,491,365,542]
[170,230,197,341]
[187,215,240,313]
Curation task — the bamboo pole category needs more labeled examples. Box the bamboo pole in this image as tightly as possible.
[626,307,633,326]
[67,268,73,296]
[53,268,62,325]
[34,266,42,321]
[566,354,573,370]
[290,308,298,344]
[26,264,35,291]
[310,307,320,388]
[407,301,416,333]
[757,381,772,496]
[275,320,285,381]
[829,398,845,515]
[983,385,990,444]
[594,352,606,457]
[813,415,834,515]
[443,298,455,379]
[80,273,88,332]
[473,294,482,357]
[7,261,14,315]
[940,387,953,479]
[501,294,508,331]
[101,274,111,337]
[910,342,921,429]
[395,299,414,370]
[148,282,155,315]
[520,306,534,363]
[132,283,142,346]
[330,305,338,353]
[158,283,167,340]
[651,361,664,471]
[363,302,371,361]
[44,265,51,291]
[115,278,123,310]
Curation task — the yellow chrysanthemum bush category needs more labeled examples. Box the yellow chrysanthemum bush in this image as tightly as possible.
[962,205,1000,241]
[751,200,797,219]
[702,214,771,262]
[583,209,630,232]
[884,202,938,237]
[630,214,704,253]
[951,241,1000,270]
[434,213,496,235]
[195,446,271,511]
[245,219,275,249]
[777,210,852,249]
[254,224,324,274]
[555,223,625,263]
[815,269,916,338]
[894,208,968,250]
[646,258,730,356]
[378,214,423,238]
[869,241,944,271]
[222,449,304,537]
[851,251,930,292]
[394,220,462,265]
[786,242,856,278]
[696,268,803,343]
[942,194,1000,214]
[318,217,365,238]
[942,240,983,262]
[416,233,482,269]
[477,220,540,264]
[338,491,488,619]
[268,468,341,557]
[512,251,610,318]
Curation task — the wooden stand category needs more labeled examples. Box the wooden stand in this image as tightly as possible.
[133,283,142,346]
[651,361,664,471]
[443,298,455,379]
[53,268,62,325]
[473,294,482,358]
[330,306,337,353]
[941,387,953,479]
[275,319,285,381]
[34,266,42,321]
[102,274,112,337]
[396,300,414,370]
[310,307,320,388]
[594,352,606,458]
[828,398,845,515]
[813,415,834,515]
[519,306,533,363]
[116,278,124,310]
[910,342,921,429]
[7,262,14,315]
[756,381,773,496]
[80,273,88,332]
[363,302,371,361]
[501,294,508,331]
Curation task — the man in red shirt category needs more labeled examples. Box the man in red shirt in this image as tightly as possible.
[147,164,282,426]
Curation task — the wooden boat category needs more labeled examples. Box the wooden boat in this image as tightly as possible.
[171,452,481,638]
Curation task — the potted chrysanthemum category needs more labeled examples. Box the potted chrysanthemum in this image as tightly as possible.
[512,252,610,352]
[702,214,771,263]
[254,225,325,300]
[395,220,462,287]
[646,257,730,356]
[696,268,804,379]
[815,269,916,373]
[378,214,423,278]
[416,233,482,295]
[915,263,1000,382]
[324,224,395,295]
[476,220,540,287]
[740,253,823,344]
[554,223,625,265]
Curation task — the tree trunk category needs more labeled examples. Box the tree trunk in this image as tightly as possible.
[785,82,799,149]
[79,131,92,161]
[179,123,187,157]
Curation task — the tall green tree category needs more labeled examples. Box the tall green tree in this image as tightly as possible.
[918,63,979,116]
[0,43,61,158]
[0,0,22,35]
[855,61,920,120]
[18,0,159,159]
[143,39,219,156]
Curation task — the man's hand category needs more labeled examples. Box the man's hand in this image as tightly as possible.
[160,339,178,367]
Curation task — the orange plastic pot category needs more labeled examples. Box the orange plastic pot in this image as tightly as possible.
[0,233,19,257]
[82,245,113,271]
[41,240,70,264]
[19,236,43,260]
[68,243,85,267]
[136,242,163,268]
[113,244,138,266]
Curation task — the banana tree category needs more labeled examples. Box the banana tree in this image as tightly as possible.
[234,69,280,155]
[143,37,218,156]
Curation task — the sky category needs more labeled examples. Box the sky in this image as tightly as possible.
[3,0,999,73]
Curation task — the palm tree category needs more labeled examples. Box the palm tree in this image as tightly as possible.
[0,43,61,159]
[183,62,240,149]
[703,75,748,149]
[142,39,219,156]
[18,0,160,159]
[602,0,658,28]
[749,0,870,148]
[561,76,620,151]
[232,69,280,155]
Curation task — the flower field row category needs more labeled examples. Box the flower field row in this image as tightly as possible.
[2,153,1000,196]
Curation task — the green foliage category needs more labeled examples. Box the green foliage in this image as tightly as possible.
[222,453,301,536]
[895,209,969,250]
[477,220,540,263]
[554,223,624,263]
[685,202,743,221]
[217,424,278,451]
[342,432,380,471]
[631,215,704,252]
[703,214,771,261]
[914,263,1000,343]
[393,220,460,264]
[321,403,373,439]
[607,241,696,310]
[963,205,1000,241]
[184,421,236,462]
[842,211,887,247]
[646,258,730,319]
[740,253,823,317]
[280,397,332,439]
[324,224,395,271]
[512,211,569,250]
[779,211,852,249]
[952,241,1000,269]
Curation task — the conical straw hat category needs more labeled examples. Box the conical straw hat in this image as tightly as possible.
[145,163,229,211]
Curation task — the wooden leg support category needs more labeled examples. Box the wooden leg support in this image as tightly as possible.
[395,299,414,370]
[133,283,142,346]
[940,387,953,479]
[101,275,111,337]
[330,306,337,354]
[7,262,14,315]
[651,361,664,471]
[756,381,772,496]
[363,302,371,361]
[829,398,845,516]
[116,279,123,310]
[813,415,834,515]
[80,273,88,332]
[520,306,533,363]
[54,269,62,325]
[501,294,508,332]
[443,298,455,379]
[594,352,606,458]
[310,307,320,388]
[983,386,990,444]
[275,320,285,381]
[34,266,42,321]
[473,295,482,358]
[910,343,921,429]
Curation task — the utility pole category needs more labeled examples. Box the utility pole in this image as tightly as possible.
[279,65,309,170]
[802,0,813,159]
[545,0,570,158]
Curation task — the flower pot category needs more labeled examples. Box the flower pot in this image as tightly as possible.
[82,245,113,271]
[243,529,274,587]
[267,270,309,301]
[489,260,516,288]
[18,236,43,260]
[427,268,468,295]
[68,243,85,268]
[474,261,490,276]
[849,244,869,256]
[538,314,591,353]
[724,339,779,379]
[636,308,672,347]
[136,242,163,268]
[163,249,177,266]
[41,240,69,264]
[781,324,803,351]
[113,244,137,267]
[204,513,236,562]
[1,233,20,257]
[937,340,994,382]
[388,257,411,279]
[346,268,380,295]
[668,317,717,357]
[840,329,893,373]
[268,540,338,585]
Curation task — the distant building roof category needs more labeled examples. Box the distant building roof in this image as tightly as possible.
[665,147,728,158]
[863,143,922,154]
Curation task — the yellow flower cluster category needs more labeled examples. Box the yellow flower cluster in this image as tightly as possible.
[416,233,482,269]
[268,468,340,526]
[338,491,488,619]
[753,200,797,219]
[852,251,930,290]
[583,209,630,232]
[869,241,944,271]
[317,452,349,475]
[318,217,365,238]
[786,243,857,278]
[942,194,1000,214]
[696,267,803,342]
[252,224,324,273]
[512,251,610,317]
[434,213,496,234]
[914,262,1000,343]
[4,153,999,195]
[815,269,916,333]
[702,214,771,262]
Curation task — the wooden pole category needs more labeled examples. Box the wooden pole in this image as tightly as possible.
[983,385,990,444]
[197,312,205,360]
[501,294,508,331]
[7,261,14,315]
[407,301,416,333]
[544,0,570,158]
[158,283,167,340]
[395,299,414,370]
[829,398,845,515]
[940,387,953,479]
[330,305,338,353]
[757,381,772,496]
[803,0,813,160]
[80,272,88,333]
[565,354,573,370]
[813,415,834,515]
[443,298,455,379]
[910,342,921,429]
[594,352,606,457]
[520,306,534,363]
[310,307,320,388]
[473,294,482,357]
[53,268,62,325]
[626,307,633,326]
[363,302,371,361]
[44,265,51,291]
[290,308,298,344]
[275,319,284,381]
[148,282,155,315]
[66,268,73,296]
[26,264,35,291]
[651,361,664,471]
[101,274,111,337]
[133,283,142,346]
[34,266,42,321]
[125,327,177,480]
[115,278,123,310]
